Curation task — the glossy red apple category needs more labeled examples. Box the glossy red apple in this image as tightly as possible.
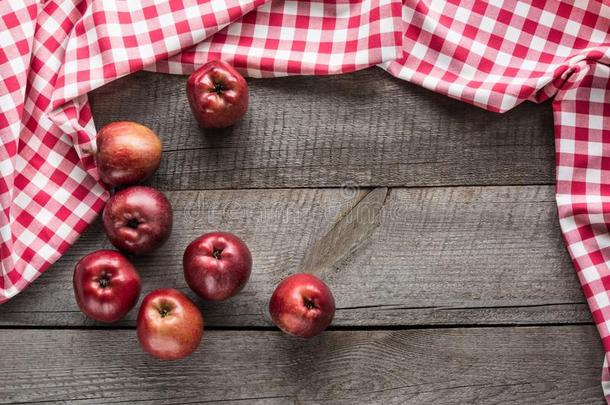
[73,250,141,323]
[95,121,162,186]
[269,273,335,338]
[183,232,252,301]
[102,186,172,255]
[137,288,204,360]
[186,60,249,128]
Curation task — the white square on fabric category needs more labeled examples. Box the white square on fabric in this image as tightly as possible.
[594,292,610,309]
[37,243,57,261]
[556,44,572,57]
[248,46,265,58]
[22,264,39,282]
[473,87,491,106]
[539,10,556,28]
[41,16,61,37]
[52,187,71,205]
[569,241,588,258]
[381,46,398,61]
[564,20,581,37]
[139,43,156,61]
[589,115,604,130]
[479,16,496,34]
[280,26,296,41]
[63,59,78,75]
[105,23,123,38]
[521,60,538,71]
[8,55,26,76]
[55,222,73,240]
[458,63,477,80]
[226,22,244,36]
[306,29,322,43]
[505,26,522,43]
[586,168,602,183]
[13,191,31,209]
[434,53,452,72]
[410,42,429,60]
[309,1,325,17]
[34,207,54,225]
[589,213,606,225]
[513,2,531,18]
[333,28,348,43]
[0,224,10,243]
[302,51,317,63]
[590,88,607,103]
[557,165,574,181]
[355,49,371,65]
[73,201,91,218]
[452,6,471,24]
[528,36,547,52]
[282,1,298,15]
[591,28,607,44]
[210,0,226,13]
[89,54,105,71]
[0,93,15,112]
[581,266,601,283]
[588,142,604,157]
[596,233,610,249]
[253,23,268,39]
[336,3,351,18]
[428,0,446,14]
[31,172,49,190]
[499,94,518,112]
[68,165,87,183]
[275,49,290,60]
[18,229,37,247]
[0,157,13,178]
[559,216,578,232]
[132,19,149,35]
[447,81,466,98]
[329,52,343,66]
[559,112,576,127]
[110,47,129,63]
[358,23,370,39]
[421,75,440,92]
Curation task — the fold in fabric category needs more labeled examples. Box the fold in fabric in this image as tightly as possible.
[1,0,609,399]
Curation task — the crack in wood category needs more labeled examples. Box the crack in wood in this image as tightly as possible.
[335,302,587,312]
[297,187,389,275]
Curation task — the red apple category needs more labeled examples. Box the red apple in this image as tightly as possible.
[137,288,204,360]
[95,121,162,186]
[186,60,249,128]
[183,232,252,301]
[73,250,141,323]
[269,273,335,338]
[102,186,172,255]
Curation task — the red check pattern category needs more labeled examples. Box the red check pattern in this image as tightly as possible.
[1,0,610,398]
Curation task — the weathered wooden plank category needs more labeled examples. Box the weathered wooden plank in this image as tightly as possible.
[0,185,588,327]
[89,68,555,190]
[0,326,603,404]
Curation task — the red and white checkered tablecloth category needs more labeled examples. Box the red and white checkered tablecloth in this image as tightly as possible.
[1,0,609,398]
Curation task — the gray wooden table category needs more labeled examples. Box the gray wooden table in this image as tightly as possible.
[0,68,605,404]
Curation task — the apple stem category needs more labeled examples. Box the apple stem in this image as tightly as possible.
[304,298,315,310]
[212,248,223,259]
[98,275,110,288]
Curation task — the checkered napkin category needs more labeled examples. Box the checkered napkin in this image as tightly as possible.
[1,0,610,398]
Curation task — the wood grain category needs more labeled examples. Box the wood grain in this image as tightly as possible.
[0,326,603,404]
[89,68,555,190]
[0,185,588,327]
